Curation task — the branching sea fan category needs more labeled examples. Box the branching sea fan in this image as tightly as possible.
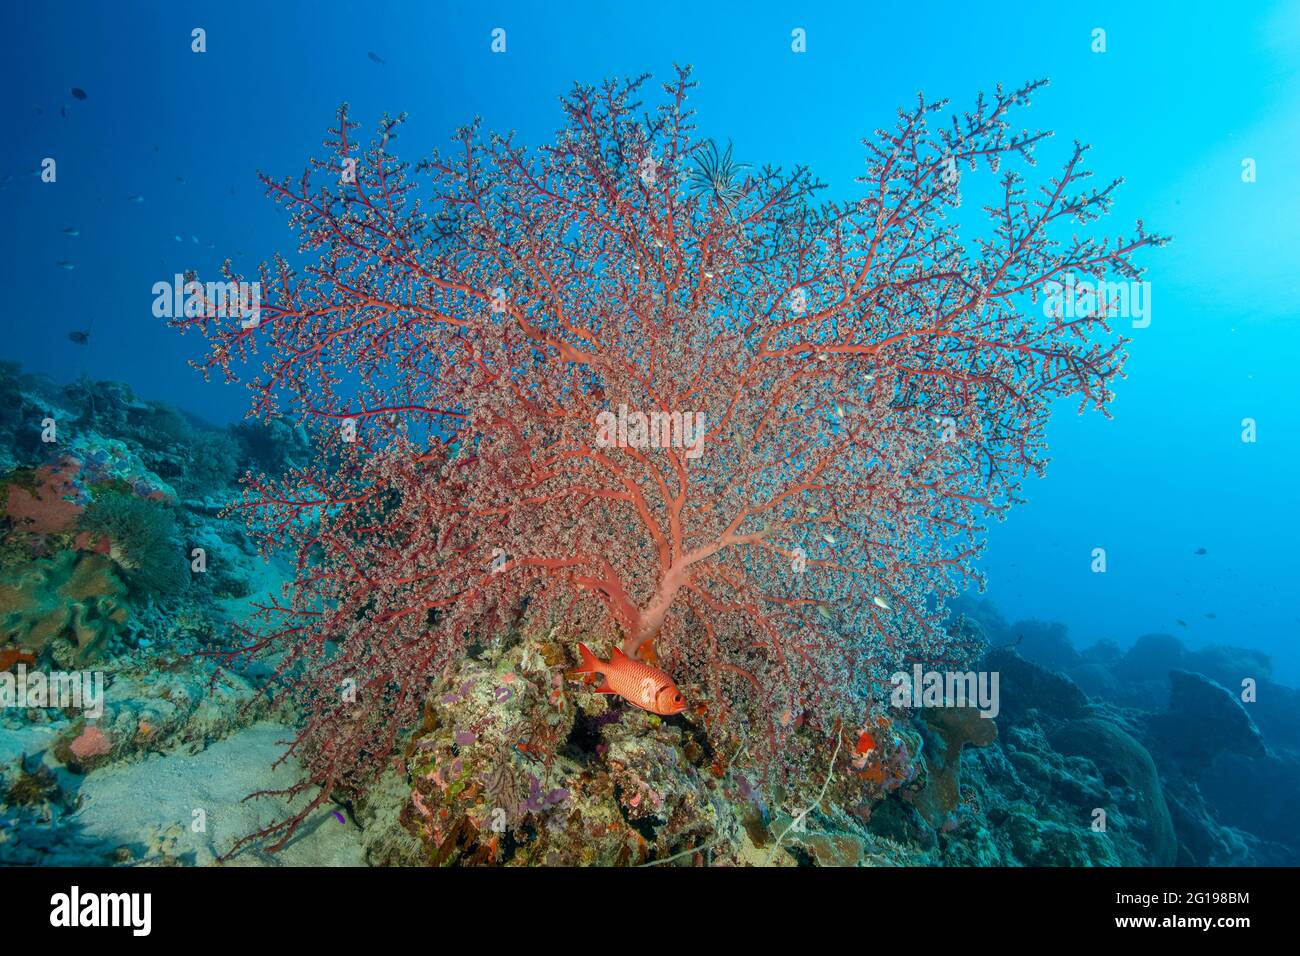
[172,68,1163,849]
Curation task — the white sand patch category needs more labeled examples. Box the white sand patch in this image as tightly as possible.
[0,722,65,767]
[71,720,365,866]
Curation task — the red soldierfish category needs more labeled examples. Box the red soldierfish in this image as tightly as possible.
[575,643,687,716]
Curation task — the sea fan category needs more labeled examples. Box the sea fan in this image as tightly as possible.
[173,70,1164,852]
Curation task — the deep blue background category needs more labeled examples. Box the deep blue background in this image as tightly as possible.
[3,1,1297,678]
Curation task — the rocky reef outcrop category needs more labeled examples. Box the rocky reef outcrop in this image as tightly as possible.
[948,599,1300,867]
[352,635,931,867]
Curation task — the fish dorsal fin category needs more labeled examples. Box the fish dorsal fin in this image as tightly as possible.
[610,646,630,664]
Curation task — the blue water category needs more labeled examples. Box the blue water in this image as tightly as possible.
[3,0,1298,680]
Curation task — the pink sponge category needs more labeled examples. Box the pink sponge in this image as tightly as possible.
[68,724,112,760]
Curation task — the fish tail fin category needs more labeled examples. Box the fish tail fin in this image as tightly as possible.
[574,642,604,676]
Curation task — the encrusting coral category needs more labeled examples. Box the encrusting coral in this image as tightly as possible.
[0,550,129,666]
[2,459,85,536]
[910,704,998,829]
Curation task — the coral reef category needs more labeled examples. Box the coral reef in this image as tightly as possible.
[947,602,1300,866]
[1047,718,1177,866]
[168,70,1164,851]
[0,440,1295,870]
[353,632,934,867]
[317,636,733,866]
[0,550,129,665]
[1146,669,1265,772]
[293,615,1300,868]
[76,489,187,600]
[0,362,311,864]
[909,705,997,829]
[3,459,85,535]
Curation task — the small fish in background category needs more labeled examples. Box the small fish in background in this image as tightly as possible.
[191,235,200,244]
[331,810,346,824]
[1176,619,1188,627]
[173,235,184,242]
[1206,612,1217,619]
[70,87,87,100]
[56,260,74,270]
[60,104,67,119]
[68,330,90,345]
[367,50,385,64]
[128,194,144,203]
[61,227,80,236]
[1194,547,1208,555]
